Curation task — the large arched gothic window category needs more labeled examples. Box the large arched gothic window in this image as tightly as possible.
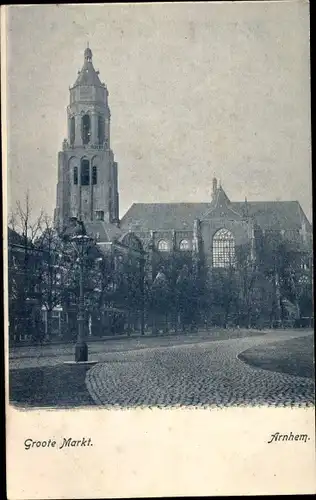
[98,115,105,145]
[70,117,75,145]
[81,114,91,145]
[157,240,169,252]
[81,159,90,186]
[212,229,235,268]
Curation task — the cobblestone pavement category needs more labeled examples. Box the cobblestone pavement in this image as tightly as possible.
[9,329,266,369]
[86,330,315,408]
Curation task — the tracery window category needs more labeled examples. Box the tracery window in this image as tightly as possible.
[157,240,169,252]
[212,229,235,268]
[81,159,90,186]
[179,239,190,251]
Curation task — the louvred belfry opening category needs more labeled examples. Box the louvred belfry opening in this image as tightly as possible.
[82,115,91,145]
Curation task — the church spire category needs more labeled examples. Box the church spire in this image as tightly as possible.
[72,45,102,88]
[84,43,92,63]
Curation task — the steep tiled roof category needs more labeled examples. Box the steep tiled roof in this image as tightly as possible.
[231,201,310,230]
[120,203,212,231]
[121,201,309,232]
[73,59,103,87]
[84,221,122,243]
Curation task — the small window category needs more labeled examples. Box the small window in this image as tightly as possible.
[82,114,91,145]
[179,239,190,251]
[73,166,78,185]
[157,240,168,252]
[92,165,97,185]
[70,116,75,145]
[81,159,90,185]
[95,210,104,221]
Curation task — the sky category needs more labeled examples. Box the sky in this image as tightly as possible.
[4,2,312,222]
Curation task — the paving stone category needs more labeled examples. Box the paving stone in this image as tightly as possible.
[86,330,314,408]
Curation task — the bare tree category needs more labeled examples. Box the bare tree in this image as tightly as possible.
[9,191,45,244]
[35,215,70,339]
[8,192,46,341]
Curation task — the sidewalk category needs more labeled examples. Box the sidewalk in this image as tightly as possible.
[9,328,313,370]
[9,328,271,368]
[10,330,154,349]
[9,330,191,361]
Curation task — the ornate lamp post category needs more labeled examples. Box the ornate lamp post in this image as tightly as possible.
[71,219,94,362]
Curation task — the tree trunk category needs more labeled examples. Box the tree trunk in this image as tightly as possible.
[294,300,300,320]
[140,308,145,335]
[164,312,168,334]
[247,304,252,329]
[224,304,230,329]
[152,313,157,335]
[127,311,131,336]
[46,309,52,342]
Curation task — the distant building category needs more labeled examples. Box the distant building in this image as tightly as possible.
[121,178,312,271]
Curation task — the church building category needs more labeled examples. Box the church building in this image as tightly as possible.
[54,47,312,323]
[121,179,312,270]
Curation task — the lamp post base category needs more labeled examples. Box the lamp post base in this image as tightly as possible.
[75,341,88,362]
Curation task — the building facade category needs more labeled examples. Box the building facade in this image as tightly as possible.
[120,177,312,274]
[54,47,313,330]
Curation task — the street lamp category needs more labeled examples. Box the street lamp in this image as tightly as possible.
[71,219,94,362]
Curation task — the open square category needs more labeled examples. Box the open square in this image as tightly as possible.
[10,329,314,409]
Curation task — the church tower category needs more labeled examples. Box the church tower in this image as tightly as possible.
[55,46,119,232]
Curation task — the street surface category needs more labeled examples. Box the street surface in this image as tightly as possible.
[9,329,314,408]
[86,329,314,408]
